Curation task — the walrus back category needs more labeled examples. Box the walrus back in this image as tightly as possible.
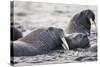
[19,28,46,43]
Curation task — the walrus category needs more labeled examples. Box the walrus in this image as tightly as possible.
[11,23,23,41]
[11,27,69,56]
[64,33,90,49]
[66,9,95,35]
[64,9,96,49]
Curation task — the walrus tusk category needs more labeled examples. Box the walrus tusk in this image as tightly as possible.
[61,37,69,50]
[90,18,97,28]
[90,18,97,36]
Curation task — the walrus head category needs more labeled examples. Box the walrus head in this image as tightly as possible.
[47,27,64,46]
[80,9,96,34]
[41,27,69,50]
[81,9,95,22]
[48,27,69,50]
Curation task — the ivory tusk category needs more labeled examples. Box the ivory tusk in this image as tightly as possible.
[90,18,97,36]
[61,37,69,50]
[90,18,97,29]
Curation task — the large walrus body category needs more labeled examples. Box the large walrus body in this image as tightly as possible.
[65,9,95,50]
[12,27,65,56]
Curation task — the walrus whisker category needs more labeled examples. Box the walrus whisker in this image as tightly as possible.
[61,37,69,50]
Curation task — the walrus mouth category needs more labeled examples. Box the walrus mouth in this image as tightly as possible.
[61,37,69,50]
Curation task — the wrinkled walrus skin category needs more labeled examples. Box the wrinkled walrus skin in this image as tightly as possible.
[66,9,95,36]
[12,27,64,56]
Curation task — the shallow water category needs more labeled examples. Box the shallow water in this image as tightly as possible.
[11,1,97,66]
